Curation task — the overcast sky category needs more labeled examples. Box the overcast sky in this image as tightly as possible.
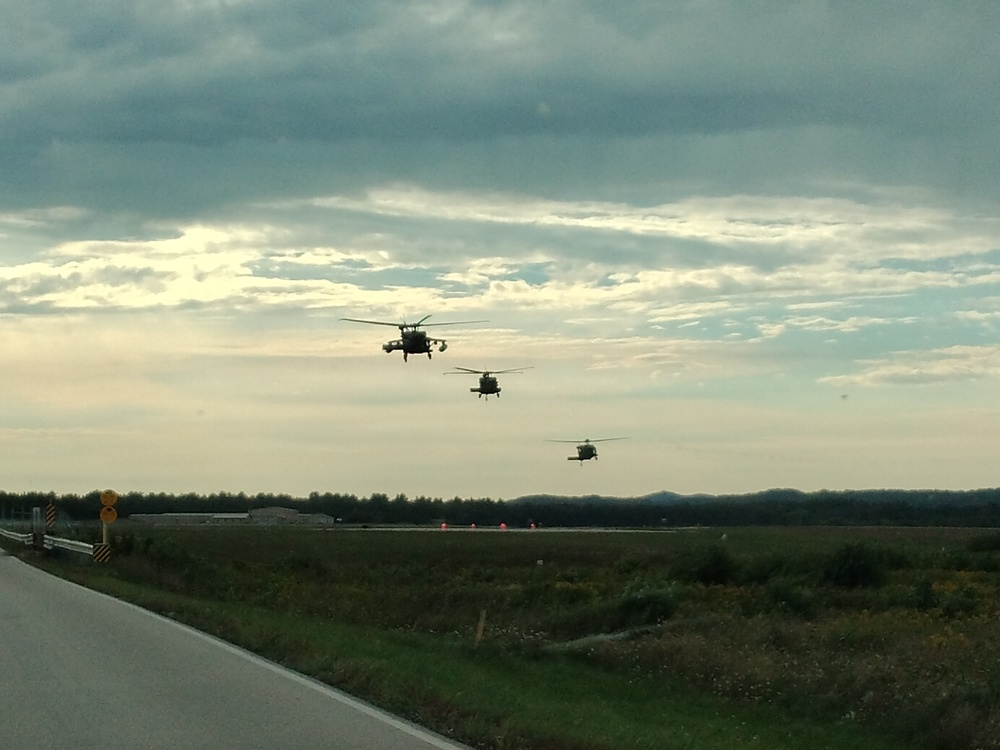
[3,1,1000,502]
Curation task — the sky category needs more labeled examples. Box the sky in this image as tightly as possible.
[3,1,1000,501]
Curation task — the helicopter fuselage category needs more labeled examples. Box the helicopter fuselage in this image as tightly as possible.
[569,443,599,461]
[382,330,448,361]
[448,366,529,397]
[552,437,625,462]
[471,375,500,397]
[342,315,479,362]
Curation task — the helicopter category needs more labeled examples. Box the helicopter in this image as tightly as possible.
[446,366,532,398]
[341,315,487,361]
[549,437,628,463]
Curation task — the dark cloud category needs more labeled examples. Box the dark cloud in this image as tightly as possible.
[5,1,999,146]
[1,0,998,221]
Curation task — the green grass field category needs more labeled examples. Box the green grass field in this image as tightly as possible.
[16,525,1000,749]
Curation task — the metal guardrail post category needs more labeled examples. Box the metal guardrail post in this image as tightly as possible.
[32,507,45,551]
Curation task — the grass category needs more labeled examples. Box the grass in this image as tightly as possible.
[9,525,999,749]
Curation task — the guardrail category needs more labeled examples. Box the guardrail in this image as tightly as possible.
[0,528,95,557]
[0,528,32,544]
[46,536,96,555]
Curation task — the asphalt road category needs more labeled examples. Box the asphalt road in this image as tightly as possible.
[0,549,471,749]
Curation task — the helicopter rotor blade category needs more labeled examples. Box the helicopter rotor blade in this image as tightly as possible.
[340,318,402,328]
[344,316,488,328]
[417,319,489,327]
[447,365,531,375]
[547,437,628,443]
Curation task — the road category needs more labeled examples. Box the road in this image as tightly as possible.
[0,549,471,749]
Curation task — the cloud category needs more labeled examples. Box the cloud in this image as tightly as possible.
[7,1,999,146]
[821,345,1000,387]
[3,185,999,357]
[4,2,1000,214]
[3,2,1000,496]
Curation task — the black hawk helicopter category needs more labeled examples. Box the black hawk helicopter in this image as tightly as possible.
[341,315,487,361]
[446,366,532,398]
[549,437,628,463]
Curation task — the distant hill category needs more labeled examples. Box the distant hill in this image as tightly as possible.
[508,488,1000,527]
[513,488,1000,507]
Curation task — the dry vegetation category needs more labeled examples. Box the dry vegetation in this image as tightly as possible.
[51,525,1000,749]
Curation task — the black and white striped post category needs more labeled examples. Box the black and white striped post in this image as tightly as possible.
[94,490,118,563]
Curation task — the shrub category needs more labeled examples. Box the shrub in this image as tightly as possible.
[145,535,189,565]
[941,585,981,619]
[111,532,137,556]
[821,542,885,588]
[615,586,678,626]
[738,553,786,585]
[909,576,939,610]
[547,586,679,639]
[765,577,817,618]
[676,543,739,585]
[966,532,1000,553]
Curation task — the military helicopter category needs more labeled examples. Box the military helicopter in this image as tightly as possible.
[341,315,487,361]
[549,437,628,463]
[446,366,532,398]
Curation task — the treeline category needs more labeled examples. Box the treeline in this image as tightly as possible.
[3,487,1000,527]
